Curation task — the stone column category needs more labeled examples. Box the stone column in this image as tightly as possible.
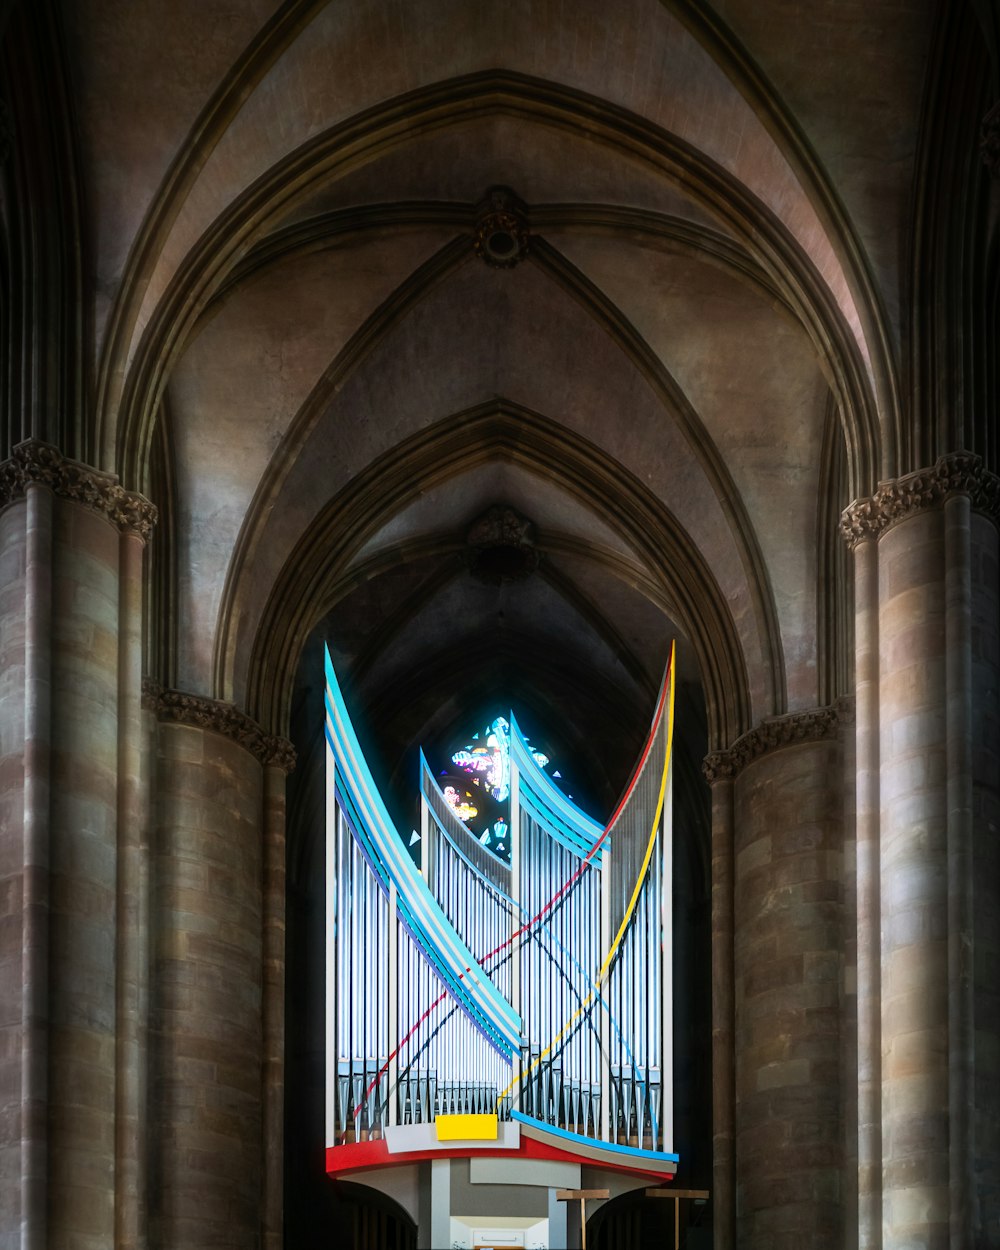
[0,441,155,1250]
[262,747,294,1250]
[971,505,1000,1238]
[852,533,882,1250]
[701,756,736,1250]
[147,688,293,1250]
[116,523,153,1250]
[880,505,949,1248]
[842,453,1000,1249]
[722,707,848,1250]
[21,478,52,1250]
[943,493,973,1243]
[0,473,47,1250]
[838,698,859,1250]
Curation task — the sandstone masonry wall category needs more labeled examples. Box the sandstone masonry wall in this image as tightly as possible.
[733,737,845,1250]
[0,500,27,1250]
[151,722,265,1250]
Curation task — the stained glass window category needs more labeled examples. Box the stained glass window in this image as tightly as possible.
[442,784,479,822]
[440,716,554,858]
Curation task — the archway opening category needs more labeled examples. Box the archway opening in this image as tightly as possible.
[278,457,716,1235]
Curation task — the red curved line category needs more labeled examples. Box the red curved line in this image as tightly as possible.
[327,1134,677,1183]
[603,655,672,831]
[354,842,599,1123]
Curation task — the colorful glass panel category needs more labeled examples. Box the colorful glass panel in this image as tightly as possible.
[445,716,555,855]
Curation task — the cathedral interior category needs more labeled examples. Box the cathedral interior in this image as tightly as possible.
[0,1,998,1247]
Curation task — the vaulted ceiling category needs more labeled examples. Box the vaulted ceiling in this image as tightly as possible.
[47,0,942,804]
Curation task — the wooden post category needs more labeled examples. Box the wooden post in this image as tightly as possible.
[556,1188,610,1250]
[644,1188,710,1250]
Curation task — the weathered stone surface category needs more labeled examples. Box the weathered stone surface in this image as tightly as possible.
[878,509,950,1249]
[47,500,122,1250]
[734,737,845,1250]
[0,492,130,1248]
[971,512,1000,1237]
[0,440,157,540]
[0,501,26,1248]
[0,5,996,1247]
[152,722,264,1250]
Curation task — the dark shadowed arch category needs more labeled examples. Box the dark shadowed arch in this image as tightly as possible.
[240,399,752,751]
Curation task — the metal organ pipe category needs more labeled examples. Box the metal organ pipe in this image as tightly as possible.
[326,653,675,1167]
[509,761,522,1111]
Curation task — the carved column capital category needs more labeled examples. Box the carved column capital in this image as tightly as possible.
[259,736,297,774]
[0,439,157,540]
[142,680,296,773]
[703,703,846,782]
[110,493,159,541]
[702,751,737,785]
[141,678,164,713]
[834,694,857,727]
[840,452,1000,549]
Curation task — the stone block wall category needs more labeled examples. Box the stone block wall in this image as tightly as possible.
[972,512,1000,1237]
[0,500,26,1250]
[733,738,845,1250]
[151,722,265,1250]
[877,510,950,1248]
[48,501,122,1249]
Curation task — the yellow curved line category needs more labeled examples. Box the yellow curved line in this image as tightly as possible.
[497,642,675,1109]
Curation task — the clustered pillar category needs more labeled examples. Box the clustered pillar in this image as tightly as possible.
[0,472,29,1237]
[0,442,156,1249]
[879,508,950,1246]
[842,454,1000,1249]
[144,691,294,1250]
[970,507,1000,1231]
[3,440,996,1250]
[706,768,735,1250]
[853,531,881,1250]
[262,761,290,1250]
[0,441,294,1250]
[706,708,851,1250]
[702,455,999,1250]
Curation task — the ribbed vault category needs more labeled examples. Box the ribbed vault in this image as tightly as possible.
[243,398,746,749]
[5,2,995,1244]
[114,73,880,493]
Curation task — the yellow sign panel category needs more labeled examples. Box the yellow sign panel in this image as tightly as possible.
[435,1114,499,1141]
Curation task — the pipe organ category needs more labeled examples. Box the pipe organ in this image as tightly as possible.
[325,643,679,1188]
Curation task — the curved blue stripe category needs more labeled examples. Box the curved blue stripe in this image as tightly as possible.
[510,716,604,843]
[327,716,515,1058]
[510,1110,678,1163]
[426,780,657,1141]
[329,767,512,1054]
[324,651,520,1057]
[435,818,647,1092]
[325,708,518,1055]
[324,690,516,1032]
[419,750,511,870]
[517,781,599,861]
